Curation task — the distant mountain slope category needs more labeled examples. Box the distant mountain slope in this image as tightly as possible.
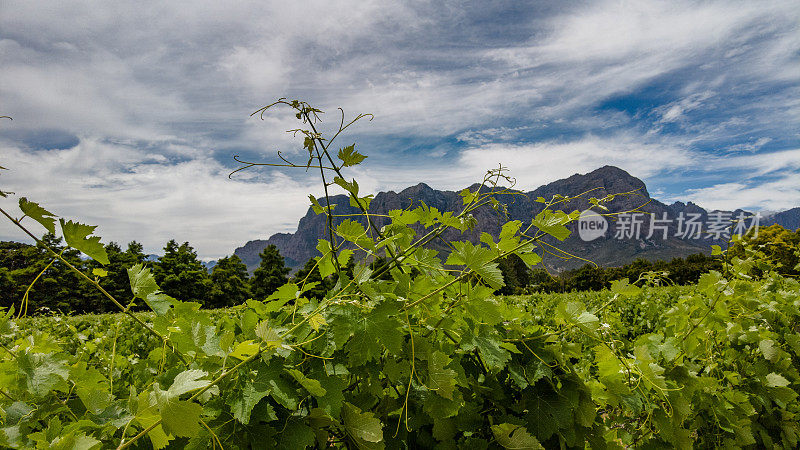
[234,166,797,272]
[766,207,800,230]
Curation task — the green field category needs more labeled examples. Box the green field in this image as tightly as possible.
[4,273,799,448]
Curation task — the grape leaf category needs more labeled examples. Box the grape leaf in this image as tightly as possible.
[128,263,159,299]
[317,375,346,417]
[19,198,57,234]
[168,370,209,398]
[59,219,109,265]
[343,402,384,444]
[334,176,359,196]
[17,351,70,397]
[228,368,274,425]
[759,339,778,362]
[531,210,574,241]
[491,423,544,450]
[445,241,504,289]
[255,322,283,348]
[338,144,367,167]
[276,419,315,450]
[145,292,175,316]
[287,369,327,397]
[428,351,457,399]
[161,399,202,437]
[766,372,789,388]
[345,301,403,365]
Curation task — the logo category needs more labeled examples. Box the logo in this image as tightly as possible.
[578,209,608,241]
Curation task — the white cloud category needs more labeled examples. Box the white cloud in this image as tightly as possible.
[0,139,317,259]
[675,175,800,211]
[452,136,694,191]
[656,91,715,123]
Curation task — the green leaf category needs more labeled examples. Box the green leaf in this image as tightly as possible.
[277,419,315,450]
[428,351,457,399]
[466,332,511,372]
[17,351,70,397]
[531,210,573,241]
[759,339,778,362]
[228,366,274,425]
[161,399,202,437]
[610,278,640,297]
[343,402,384,444]
[19,198,57,234]
[345,301,403,365]
[308,194,325,215]
[168,370,209,398]
[334,176,359,196]
[59,219,109,265]
[338,144,367,167]
[53,433,101,450]
[287,369,327,397]
[766,372,790,387]
[445,241,504,289]
[317,375,347,417]
[145,292,175,315]
[316,239,337,278]
[255,322,283,348]
[91,268,107,277]
[525,389,570,441]
[517,251,542,268]
[128,263,159,299]
[556,301,600,335]
[491,424,544,450]
[350,194,373,210]
[135,403,173,450]
[230,340,260,360]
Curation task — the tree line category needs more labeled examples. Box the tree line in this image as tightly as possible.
[498,224,799,294]
[0,236,298,314]
[2,224,796,314]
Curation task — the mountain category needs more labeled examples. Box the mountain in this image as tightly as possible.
[765,207,800,230]
[234,166,798,273]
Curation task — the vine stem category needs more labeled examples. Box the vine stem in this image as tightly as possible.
[18,255,58,318]
[0,206,188,366]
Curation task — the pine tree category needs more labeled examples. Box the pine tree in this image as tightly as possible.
[153,240,211,304]
[251,245,291,300]
[209,255,251,308]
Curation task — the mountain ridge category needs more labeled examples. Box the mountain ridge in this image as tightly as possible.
[234,166,799,272]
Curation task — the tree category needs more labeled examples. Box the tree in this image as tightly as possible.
[209,255,251,308]
[153,240,211,304]
[496,254,532,295]
[251,245,291,300]
[566,264,607,292]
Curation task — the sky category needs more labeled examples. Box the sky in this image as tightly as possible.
[1,0,799,259]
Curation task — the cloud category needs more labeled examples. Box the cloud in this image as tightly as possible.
[1,1,798,258]
[725,137,773,153]
[453,135,695,190]
[675,175,800,211]
[0,138,318,259]
[655,91,715,124]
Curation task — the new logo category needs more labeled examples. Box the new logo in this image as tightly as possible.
[578,209,608,241]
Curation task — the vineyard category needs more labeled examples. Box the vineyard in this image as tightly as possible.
[1,101,798,448]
